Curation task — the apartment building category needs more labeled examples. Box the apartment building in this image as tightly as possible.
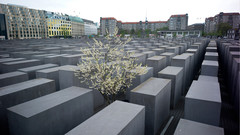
[0,3,48,39]
[168,14,188,30]
[204,12,240,34]
[100,17,117,36]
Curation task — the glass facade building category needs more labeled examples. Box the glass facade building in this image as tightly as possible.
[0,13,7,39]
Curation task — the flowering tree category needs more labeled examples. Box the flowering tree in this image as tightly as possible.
[74,28,147,104]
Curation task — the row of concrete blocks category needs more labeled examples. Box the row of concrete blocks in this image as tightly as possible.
[2,74,223,135]
[0,41,213,135]
[180,40,224,134]
[216,40,240,115]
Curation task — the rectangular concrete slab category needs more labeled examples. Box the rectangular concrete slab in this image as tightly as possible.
[158,66,183,108]
[200,60,219,77]
[18,64,58,79]
[174,119,224,135]
[147,56,167,77]
[59,65,104,109]
[0,78,56,134]
[130,77,171,135]
[185,81,221,126]
[65,101,145,135]
[1,59,41,73]
[0,71,28,87]
[7,86,93,135]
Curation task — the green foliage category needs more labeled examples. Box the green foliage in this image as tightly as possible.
[159,27,169,30]
[173,32,177,38]
[217,23,232,36]
[130,29,135,35]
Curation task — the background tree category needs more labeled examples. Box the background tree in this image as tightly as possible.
[74,28,147,104]
[217,23,232,37]
[130,29,135,36]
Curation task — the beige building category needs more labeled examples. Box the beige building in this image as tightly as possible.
[69,16,84,38]
[0,3,48,39]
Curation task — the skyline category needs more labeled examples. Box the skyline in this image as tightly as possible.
[1,0,240,25]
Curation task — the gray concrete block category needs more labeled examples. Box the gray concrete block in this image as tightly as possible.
[160,52,176,66]
[7,86,93,135]
[59,65,104,109]
[166,47,179,55]
[0,71,28,87]
[31,54,56,62]
[44,54,69,65]
[130,77,171,135]
[36,65,70,91]
[182,53,195,85]
[206,47,217,52]
[142,51,156,59]
[152,48,165,55]
[0,78,56,133]
[198,75,218,83]
[174,119,224,135]
[200,60,218,77]
[184,81,221,126]
[65,101,145,135]
[1,59,41,73]
[60,54,85,66]
[0,58,26,64]
[171,55,190,95]
[126,67,153,100]
[130,53,147,65]
[204,52,218,61]
[18,64,58,79]
[158,66,183,108]
[146,56,167,77]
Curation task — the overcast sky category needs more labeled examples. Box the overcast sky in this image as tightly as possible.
[1,0,239,25]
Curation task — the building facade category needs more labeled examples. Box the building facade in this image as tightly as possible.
[0,3,48,39]
[100,17,117,36]
[168,14,188,30]
[45,12,72,38]
[204,12,240,34]
[0,13,8,39]
[82,19,97,36]
[69,16,84,38]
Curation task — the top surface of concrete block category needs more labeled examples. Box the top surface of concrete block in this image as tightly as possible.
[59,65,79,71]
[3,59,40,65]
[174,119,224,135]
[18,64,58,72]
[8,86,91,118]
[202,60,218,66]
[160,52,175,56]
[132,77,171,96]
[0,71,26,79]
[186,81,221,103]
[131,53,146,57]
[205,52,218,56]
[198,75,218,82]
[65,100,145,135]
[147,56,165,61]
[172,55,190,60]
[158,66,183,75]
[0,78,53,96]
